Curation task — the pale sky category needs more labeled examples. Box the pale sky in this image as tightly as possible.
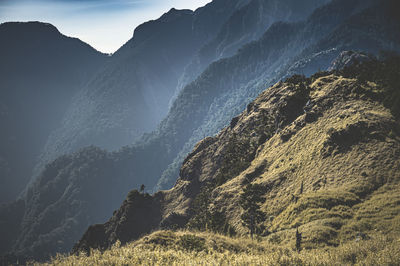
[0,0,211,53]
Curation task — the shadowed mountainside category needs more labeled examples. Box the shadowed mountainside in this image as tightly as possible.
[0,22,108,203]
[176,0,330,95]
[35,0,253,178]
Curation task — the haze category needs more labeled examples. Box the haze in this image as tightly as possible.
[0,0,211,53]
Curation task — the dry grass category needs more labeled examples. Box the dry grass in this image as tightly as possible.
[35,74,400,265]
[211,75,400,246]
[35,230,400,265]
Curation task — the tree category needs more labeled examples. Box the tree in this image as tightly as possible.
[295,227,302,252]
[240,183,266,239]
[139,184,145,194]
[215,134,253,186]
[300,181,304,194]
[187,182,236,235]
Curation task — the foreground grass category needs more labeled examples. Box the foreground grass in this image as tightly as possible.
[36,230,400,266]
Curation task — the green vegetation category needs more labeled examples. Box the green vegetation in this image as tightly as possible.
[187,182,235,236]
[215,134,254,186]
[177,234,206,252]
[240,183,266,239]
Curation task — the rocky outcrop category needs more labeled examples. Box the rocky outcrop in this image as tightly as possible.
[72,190,163,254]
[328,51,376,71]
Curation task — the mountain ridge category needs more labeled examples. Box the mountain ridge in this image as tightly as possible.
[73,55,400,255]
[1,0,399,262]
[34,0,253,182]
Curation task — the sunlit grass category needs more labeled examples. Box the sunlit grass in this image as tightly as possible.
[36,230,400,266]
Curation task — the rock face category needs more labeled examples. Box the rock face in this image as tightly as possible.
[71,190,163,254]
[328,51,376,71]
[74,57,400,252]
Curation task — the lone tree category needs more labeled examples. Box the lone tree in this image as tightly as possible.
[240,183,266,239]
[187,184,212,231]
[295,227,302,252]
[300,181,304,195]
[187,182,235,235]
[139,184,145,194]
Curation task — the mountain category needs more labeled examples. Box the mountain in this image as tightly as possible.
[0,1,254,259]
[176,0,330,94]
[155,0,400,189]
[35,0,329,183]
[2,0,400,262]
[0,22,107,203]
[34,0,253,177]
[73,55,400,258]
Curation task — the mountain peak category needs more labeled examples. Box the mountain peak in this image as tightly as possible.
[159,8,194,22]
[0,21,60,35]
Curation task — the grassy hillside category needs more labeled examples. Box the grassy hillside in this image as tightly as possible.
[69,56,400,266]
[39,230,400,265]
[64,54,400,265]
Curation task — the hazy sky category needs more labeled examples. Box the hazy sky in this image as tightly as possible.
[0,0,211,53]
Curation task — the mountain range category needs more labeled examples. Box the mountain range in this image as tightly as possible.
[0,0,399,263]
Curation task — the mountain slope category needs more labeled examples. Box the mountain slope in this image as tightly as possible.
[36,0,251,176]
[2,0,400,261]
[177,0,329,93]
[156,0,400,190]
[74,56,400,255]
[0,1,252,260]
[0,22,107,202]
[37,0,328,184]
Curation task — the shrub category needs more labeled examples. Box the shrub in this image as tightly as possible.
[177,234,206,252]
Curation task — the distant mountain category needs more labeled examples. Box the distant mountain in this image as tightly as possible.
[0,22,107,203]
[1,0,400,262]
[177,0,330,94]
[35,0,252,177]
[74,54,400,256]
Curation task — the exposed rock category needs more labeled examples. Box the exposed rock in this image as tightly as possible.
[328,51,376,71]
[72,190,163,254]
